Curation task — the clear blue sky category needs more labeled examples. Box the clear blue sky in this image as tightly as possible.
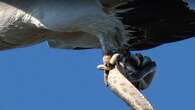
[0,37,194,110]
[0,2,195,110]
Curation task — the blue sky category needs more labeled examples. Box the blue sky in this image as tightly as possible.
[0,1,195,110]
[0,37,194,110]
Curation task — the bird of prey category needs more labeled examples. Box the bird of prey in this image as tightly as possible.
[0,0,194,90]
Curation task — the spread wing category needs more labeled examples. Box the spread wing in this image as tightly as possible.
[117,0,195,50]
[48,0,195,50]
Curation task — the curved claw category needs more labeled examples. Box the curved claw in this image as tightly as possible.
[97,54,122,86]
[97,53,121,71]
[97,64,112,71]
[109,53,121,65]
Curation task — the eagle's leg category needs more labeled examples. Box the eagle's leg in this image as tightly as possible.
[96,32,125,85]
[97,29,129,85]
[95,32,137,86]
[96,32,156,90]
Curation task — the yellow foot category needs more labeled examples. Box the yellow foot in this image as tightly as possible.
[97,53,121,85]
[97,53,121,70]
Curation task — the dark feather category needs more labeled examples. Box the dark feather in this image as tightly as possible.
[117,0,195,50]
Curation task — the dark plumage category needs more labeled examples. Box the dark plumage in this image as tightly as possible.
[118,0,195,50]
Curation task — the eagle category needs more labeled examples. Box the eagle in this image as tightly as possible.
[0,0,194,90]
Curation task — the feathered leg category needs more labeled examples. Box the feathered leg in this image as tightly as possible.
[96,31,156,90]
[95,32,117,85]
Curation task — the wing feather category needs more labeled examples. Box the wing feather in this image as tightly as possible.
[116,0,195,50]
[99,0,128,8]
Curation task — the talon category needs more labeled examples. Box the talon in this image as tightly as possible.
[97,64,111,71]
[97,54,117,86]
[110,53,121,65]
[97,64,110,86]
[103,55,112,65]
